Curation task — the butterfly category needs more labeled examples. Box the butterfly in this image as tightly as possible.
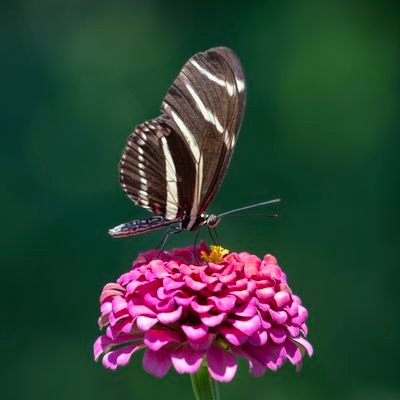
[109,47,247,238]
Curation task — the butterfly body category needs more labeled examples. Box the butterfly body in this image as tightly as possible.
[109,47,246,238]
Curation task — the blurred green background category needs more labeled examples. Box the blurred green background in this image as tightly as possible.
[2,0,399,399]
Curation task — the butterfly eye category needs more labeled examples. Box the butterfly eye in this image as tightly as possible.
[206,215,220,228]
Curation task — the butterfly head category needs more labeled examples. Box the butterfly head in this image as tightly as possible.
[205,214,220,228]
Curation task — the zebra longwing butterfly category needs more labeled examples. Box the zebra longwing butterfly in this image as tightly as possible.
[109,47,246,238]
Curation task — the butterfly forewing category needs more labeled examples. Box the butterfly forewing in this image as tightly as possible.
[111,47,246,237]
[162,47,246,228]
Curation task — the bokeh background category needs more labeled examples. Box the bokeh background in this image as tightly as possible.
[2,1,399,399]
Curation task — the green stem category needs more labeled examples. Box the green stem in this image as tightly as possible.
[191,364,220,400]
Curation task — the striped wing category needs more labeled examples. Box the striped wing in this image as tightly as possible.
[119,47,246,227]
[162,47,246,227]
[120,118,195,221]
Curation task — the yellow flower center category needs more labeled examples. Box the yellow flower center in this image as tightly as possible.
[201,245,229,264]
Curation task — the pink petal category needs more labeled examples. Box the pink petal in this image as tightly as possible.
[144,329,182,351]
[182,324,208,341]
[102,343,144,370]
[200,313,226,327]
[136,316,158,331]
[274,291,290,308]
[149,260,169,278]
[171,346,203,374]
[284,340,302,365]
[291,337,313,357]
[292,306,308,326]
[256,287,275,301]
[217,326,248,346]
[243,255,261,278]
[232,346,266,377]
[287,326,300,337]
[219,271,237,284]
[269,309,288,324]
[185,275,207,290]
[199,271,218,285]
[163,277,185,290]
[231,314,261,336]
[234,298,258,317]
[143,348,173,377]
[191,301,213,313]
[248,330,268,346]
[209,295,236,312]
[207,345,237,382]
[157,306,182,324]
[128,303,156,318]
[112,297,128,313]
[175,295,195,306]
[269,326,287,344]
[188,333,215,351]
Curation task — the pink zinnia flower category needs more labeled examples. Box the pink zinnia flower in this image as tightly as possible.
[94,243,312,382]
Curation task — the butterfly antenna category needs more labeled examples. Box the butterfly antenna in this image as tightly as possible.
[217,198,281,218]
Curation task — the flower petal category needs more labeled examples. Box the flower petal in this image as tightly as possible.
[200,313,226,327]
[231,314,261,336]
[157,306,182,324]
[102,343,144,370]
[136,316,158,331]
[182,324,208,341]
[291,337,313,357]
[209,295,236,312]
[171,346,203,374]
[143,348,173,377]
[207,345,237,382]
[144,329,182,351]
[217,326,248,346]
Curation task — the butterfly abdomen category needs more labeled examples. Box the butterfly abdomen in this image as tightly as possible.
[109,216,178,238]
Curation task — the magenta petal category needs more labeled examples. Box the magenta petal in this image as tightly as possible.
[189,333,215,351]
[175,295,195,306]
[94,335,113,360]
[207,345,237,382]
[102,343,144,370]
[191,301,213,313]
[128,303,156,318]
[200,313,226,327]
[144,329,182,351]
[112,297,128,313]
[269,326,287,344]
[185,276,207,290]
[182,324,208,341]
[256,287,275,300]
[218,326,248,346]
[158,306,182,324]
[232,346,266,377]
[269,309,288,324]
[94,334,144,361]
[231,314,261,336]
[136,316,158,331]
[163,277,185,290]
[143,348,173,377]
[234,298,258,317]
[291,337,313,357]
[209,295,236,312]
[248,330,268,346]
[284,340,302,365]
[171,346,203,374]
[274,291,290,308]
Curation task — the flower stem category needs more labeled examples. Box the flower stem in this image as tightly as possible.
[191,365,220,400]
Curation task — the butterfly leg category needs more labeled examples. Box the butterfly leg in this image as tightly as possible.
[157,226,182,255]
[191,229,202,263]
[207,226,221,246]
